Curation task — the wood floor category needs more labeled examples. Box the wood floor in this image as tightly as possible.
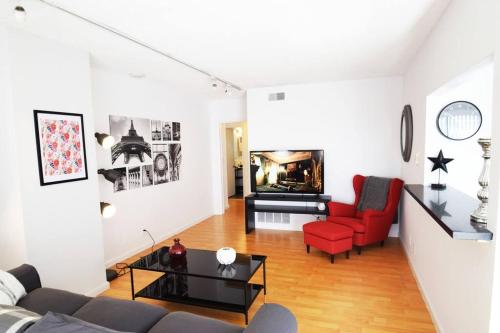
[101,198,436,333]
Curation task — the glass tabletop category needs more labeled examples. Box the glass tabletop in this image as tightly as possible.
[129,247,266,282]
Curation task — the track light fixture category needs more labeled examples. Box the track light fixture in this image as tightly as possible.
[95,132,115,149]
[36,0,243,92]
[14,5,26,22]
[100,202,116,219]
[211,77,218,90]
[225,84,233,96]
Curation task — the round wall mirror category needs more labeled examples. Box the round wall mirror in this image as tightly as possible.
[437,101,482,140]
[401,105,413,162]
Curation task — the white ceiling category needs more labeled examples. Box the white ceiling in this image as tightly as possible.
[1,0,450,91]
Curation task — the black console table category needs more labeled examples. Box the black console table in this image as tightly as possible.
[404,184,493,241]
[245,194,332,234]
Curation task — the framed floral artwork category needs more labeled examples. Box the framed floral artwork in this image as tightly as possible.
[33,110,88,186]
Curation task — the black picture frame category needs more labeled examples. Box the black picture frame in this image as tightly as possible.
[33,110,89,186]
[436,101,482,141]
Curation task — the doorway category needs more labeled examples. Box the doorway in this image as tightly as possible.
[222,122,248,209]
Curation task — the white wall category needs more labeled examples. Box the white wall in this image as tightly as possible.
[0,27,27,269]
[246,77,403,233]
[401,0,500,332]
[2,28,108,295]
[425,62,494,197]
[91,67,214,266]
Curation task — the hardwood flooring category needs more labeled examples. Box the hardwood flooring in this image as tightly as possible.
[101,198,436,332]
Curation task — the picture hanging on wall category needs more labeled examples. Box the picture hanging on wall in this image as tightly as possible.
[99,116,181,192]
[142,165,153,187]
[151,120,162,141]
[153,144,169,184]
[109,115,152,165]
[112,167,127,192]
[169,143,182,181]
[128,166,141,190]
[162,121,172,141]
[172,122,181,141]
[33,110,88,186]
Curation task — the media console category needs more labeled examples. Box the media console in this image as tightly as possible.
[245,193,332,234]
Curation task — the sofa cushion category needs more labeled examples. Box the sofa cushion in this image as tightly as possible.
[303,221,354,240]
[73,296,167,333]
[26,312,131,333]
[328,217,366,233]
[149,311,243,333]
[17,288,91,316]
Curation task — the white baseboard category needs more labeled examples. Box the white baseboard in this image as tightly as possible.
[104,214,213,268]
[85,281,110,297]
[401,239,442,333]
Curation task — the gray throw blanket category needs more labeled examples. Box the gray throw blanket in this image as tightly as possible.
[357,176,391,212]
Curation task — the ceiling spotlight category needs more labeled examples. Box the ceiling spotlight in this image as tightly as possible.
[100,202,116,219]
[14,5,26,22]
[211,77,218,90]
[95,132,115,149]
[225,84,233,96]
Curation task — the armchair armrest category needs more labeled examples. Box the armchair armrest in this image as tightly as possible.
[327,201,356,217]
[362,210,393,243]
[7,264,42,293]
[244,304,297,333]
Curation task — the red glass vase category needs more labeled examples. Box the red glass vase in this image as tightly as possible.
[169,238,186,258]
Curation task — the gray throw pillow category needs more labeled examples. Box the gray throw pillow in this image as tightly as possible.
[26,312,132,333]
[0,305,41,333]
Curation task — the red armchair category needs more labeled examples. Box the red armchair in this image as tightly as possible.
[327,175,403,254]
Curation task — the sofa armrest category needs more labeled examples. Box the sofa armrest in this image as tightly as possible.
[8,264,42,293]
[244,304,297,333]
[327,201,356,218]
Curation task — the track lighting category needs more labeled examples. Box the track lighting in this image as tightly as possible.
[95,132,115,149]
[14,5,26,22]
[225,84,233,96]
[211,77,218,90]
[100,202,116,219]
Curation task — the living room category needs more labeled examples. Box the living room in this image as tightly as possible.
[1,1,500,332]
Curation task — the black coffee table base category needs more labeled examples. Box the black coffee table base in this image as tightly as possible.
[129,251,267,325]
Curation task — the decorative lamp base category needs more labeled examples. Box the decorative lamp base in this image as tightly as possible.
[431,183,446,190]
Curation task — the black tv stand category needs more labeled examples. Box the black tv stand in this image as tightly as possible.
[245,193,332,234]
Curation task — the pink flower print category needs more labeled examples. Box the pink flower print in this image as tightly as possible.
[73,124,80,134]
[65,150,71,160]
[53,159,59,169]
[63,132,70,142]
[66,167,73,174]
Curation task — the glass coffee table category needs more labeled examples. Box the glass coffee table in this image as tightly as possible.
[129,247,267,324]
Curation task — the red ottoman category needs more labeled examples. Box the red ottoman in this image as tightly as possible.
[303,221,354,263]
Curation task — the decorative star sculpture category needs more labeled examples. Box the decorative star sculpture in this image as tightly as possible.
[428,150,454,173]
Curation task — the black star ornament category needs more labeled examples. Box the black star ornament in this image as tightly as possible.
[427,150,454,173]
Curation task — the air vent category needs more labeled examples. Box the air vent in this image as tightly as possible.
[268,92,285,101]
[256,212,290,224]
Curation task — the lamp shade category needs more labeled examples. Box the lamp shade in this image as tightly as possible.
[100,202,116,219]
[95,133,115,149]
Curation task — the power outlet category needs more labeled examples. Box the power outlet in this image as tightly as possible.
[415,152,420,166]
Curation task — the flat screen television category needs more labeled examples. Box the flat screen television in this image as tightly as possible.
[250,150,324,194]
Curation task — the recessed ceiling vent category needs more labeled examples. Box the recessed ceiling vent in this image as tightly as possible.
[268,92,285,101]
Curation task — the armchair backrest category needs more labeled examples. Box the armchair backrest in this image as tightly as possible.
[352,175,404,218]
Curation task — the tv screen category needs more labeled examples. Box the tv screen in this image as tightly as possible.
[250,150,324,194]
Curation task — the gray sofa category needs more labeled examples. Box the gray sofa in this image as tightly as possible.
[8,265,297,333]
